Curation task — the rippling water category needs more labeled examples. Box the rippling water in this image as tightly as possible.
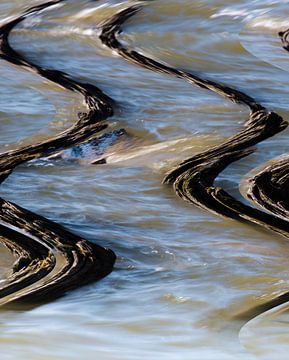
[1,0,289,359]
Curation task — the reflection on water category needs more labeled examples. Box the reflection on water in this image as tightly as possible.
[0,0,289,359]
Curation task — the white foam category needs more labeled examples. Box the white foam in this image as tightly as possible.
[211,8,252,20]
[0,15,16,26]
[72,4,109,20]
[36,2,64,14]
[17,26,98,37]
[104,137,195,165]
[211,6,269,22]
[211,4,289,32]
[248,16,289,30]
[72,1,141,20]
[54,26,97,36]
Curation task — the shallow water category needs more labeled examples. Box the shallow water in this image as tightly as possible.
[1,0,289,359]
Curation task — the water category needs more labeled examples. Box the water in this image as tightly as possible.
[1,0,289,359]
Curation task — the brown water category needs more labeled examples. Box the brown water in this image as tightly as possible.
[1,0,289,359]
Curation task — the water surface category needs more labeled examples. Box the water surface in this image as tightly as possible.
[1,0,289,359]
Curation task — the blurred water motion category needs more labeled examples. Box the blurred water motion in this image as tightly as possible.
[1,0,289,359]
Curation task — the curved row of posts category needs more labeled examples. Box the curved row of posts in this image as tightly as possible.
[0,0,116,306]
[100,5,289,320]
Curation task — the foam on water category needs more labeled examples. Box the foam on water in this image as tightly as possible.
[248,16,289,30]
[72,3,110,19]
[211,8,269,21]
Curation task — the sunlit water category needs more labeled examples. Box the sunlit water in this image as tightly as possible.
[1,0,289,359]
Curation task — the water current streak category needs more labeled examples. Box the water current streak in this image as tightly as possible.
[0,0,115,305]
[99,5,289,320]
